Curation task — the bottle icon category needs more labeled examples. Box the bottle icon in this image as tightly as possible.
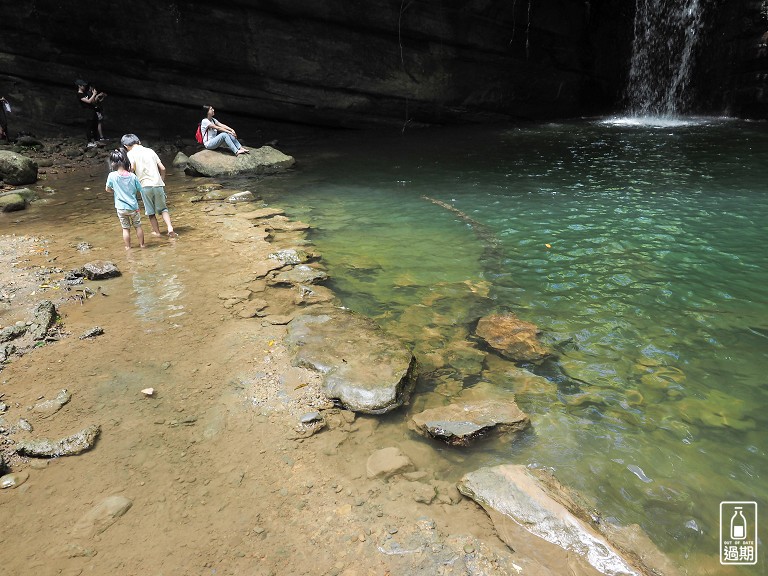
[731,507,747,540]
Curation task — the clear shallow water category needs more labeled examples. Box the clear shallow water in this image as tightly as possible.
[257,118,768,571]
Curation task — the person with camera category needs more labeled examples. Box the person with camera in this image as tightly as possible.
[76,79,106,147]
[0,96,9,142]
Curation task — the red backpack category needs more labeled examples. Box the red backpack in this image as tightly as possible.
[195,124,203,144]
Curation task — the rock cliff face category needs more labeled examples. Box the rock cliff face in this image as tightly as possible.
[694,1,768,118]
[0,1,765,139]
[0,0,631,138]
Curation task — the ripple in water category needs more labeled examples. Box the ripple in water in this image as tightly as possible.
[256,120,768,570]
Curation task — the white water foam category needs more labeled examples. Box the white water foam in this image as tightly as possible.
[598,115,730,128]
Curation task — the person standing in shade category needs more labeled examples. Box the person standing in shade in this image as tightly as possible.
[0,97,10,142]
[121,133,177,238]
[105,148,145,250]
[76,79,106,147]
[200,105,249,156]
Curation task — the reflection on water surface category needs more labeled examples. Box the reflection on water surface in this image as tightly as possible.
[256,119,768,570]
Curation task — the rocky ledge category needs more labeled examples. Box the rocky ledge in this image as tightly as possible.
[286,307,417,414]
[458,465,683,576]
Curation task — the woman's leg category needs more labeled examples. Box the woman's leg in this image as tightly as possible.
[205,132,241,154]
[89,111,99,142]
[222,133,242,154]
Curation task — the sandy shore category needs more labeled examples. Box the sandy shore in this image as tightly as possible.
[0,139,536,576]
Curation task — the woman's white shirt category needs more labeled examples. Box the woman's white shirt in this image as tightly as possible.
[201,118,219,145]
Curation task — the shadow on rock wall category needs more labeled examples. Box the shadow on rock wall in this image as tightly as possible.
[0,0,632,138]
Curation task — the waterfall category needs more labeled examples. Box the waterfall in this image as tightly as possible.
[625,0,705,117]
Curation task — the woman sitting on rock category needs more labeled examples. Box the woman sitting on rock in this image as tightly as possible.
[200,105,249,156]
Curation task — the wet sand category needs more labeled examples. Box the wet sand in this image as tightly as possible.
[0,144,520,576]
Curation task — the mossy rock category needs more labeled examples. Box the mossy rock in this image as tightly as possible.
[0,192,26,212]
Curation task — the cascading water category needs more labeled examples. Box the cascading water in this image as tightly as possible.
[625,0,705,117]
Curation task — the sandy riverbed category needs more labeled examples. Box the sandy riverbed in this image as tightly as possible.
[0,140,541,576]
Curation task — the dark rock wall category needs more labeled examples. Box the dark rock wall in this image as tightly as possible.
[0,0,631,138]
[695,1,768,118]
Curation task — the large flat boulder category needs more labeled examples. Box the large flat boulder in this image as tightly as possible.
[187,146,295,177]
[410,399,530,446]
[458,465,681,576]
[286,308,416,414]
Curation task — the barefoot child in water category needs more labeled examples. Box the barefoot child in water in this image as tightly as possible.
[105,149,146,249]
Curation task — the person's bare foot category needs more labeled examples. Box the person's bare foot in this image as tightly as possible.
[151,231,162,237]
[236,147,250,155]
[140,244,147,248]
[168,231,178,238]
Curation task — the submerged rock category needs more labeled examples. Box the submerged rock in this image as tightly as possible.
[237,207,285,220]
[374,521,519,575]
[227,191,256,203]
[475,313,551,363]
[31,389,71,418]
[286,308,416,414]
[14,423,100,457]
[72,495,133,538]
[187,146,295,177]
[458,465,679,576]
[410,399,530,446]
[366,447,414,479]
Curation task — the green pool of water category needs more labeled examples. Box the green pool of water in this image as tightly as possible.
[257,118,768,570]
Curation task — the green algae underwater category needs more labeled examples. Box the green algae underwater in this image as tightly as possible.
[254,117,768,572]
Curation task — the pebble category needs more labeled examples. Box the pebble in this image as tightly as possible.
[1,471,30,489]
[300,411,322,424]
